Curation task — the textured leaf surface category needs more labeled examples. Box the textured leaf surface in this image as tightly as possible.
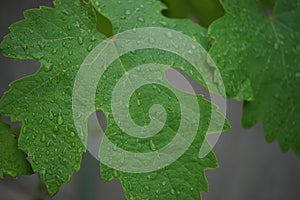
[0,0,229,198]
[0,121,32,178]
[209,0,300,154]
[0,0,105,194]
[92,0,228,199]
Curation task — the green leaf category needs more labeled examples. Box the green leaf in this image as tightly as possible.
[99,94,229,200]
[0,0,229,198]
[209,0,300,154]
[0,121,33,178]
[0,0,105,194]
[91,0,229,199]
[92,0,212,88]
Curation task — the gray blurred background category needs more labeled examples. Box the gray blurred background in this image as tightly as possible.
[0,1,299,200]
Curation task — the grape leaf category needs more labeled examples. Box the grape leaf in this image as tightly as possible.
[92,0,229,199]
[0,0,105,194]
[0,0,229,198]
[209,0,300,154]
[0,121,32,178]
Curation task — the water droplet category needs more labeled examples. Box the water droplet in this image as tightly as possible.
[49,111,54,120]
[111,170,117,177]
[150,139,157,151]
[102,75,107,80]
[172,43,179,49]
[125,10,131,15]
[53,125,59,132]
[41,134,46,142]
[51,48,58,55]
[159,21,168,27]
[32,52,43,59]
[77,36,83,45]
[61,9,69,15]
[44,64,53,72]
[38,41,46,50]
[32,155,36,161]
[62,41,67,47]
[77,147,83,153]
[273,94,280,100]
[21,44,28,51]
[170,189,175,194]
[87,44,93,52]
[149,37,155,44]
[162,181,166,186]
[165,31,173,38]
[138,17,144,22]
[189,69,194,75]
[39,117,44,124]
[22,126,27,133]
[57,115,64,125]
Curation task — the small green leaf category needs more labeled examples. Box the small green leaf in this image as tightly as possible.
[0,121,32,178]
